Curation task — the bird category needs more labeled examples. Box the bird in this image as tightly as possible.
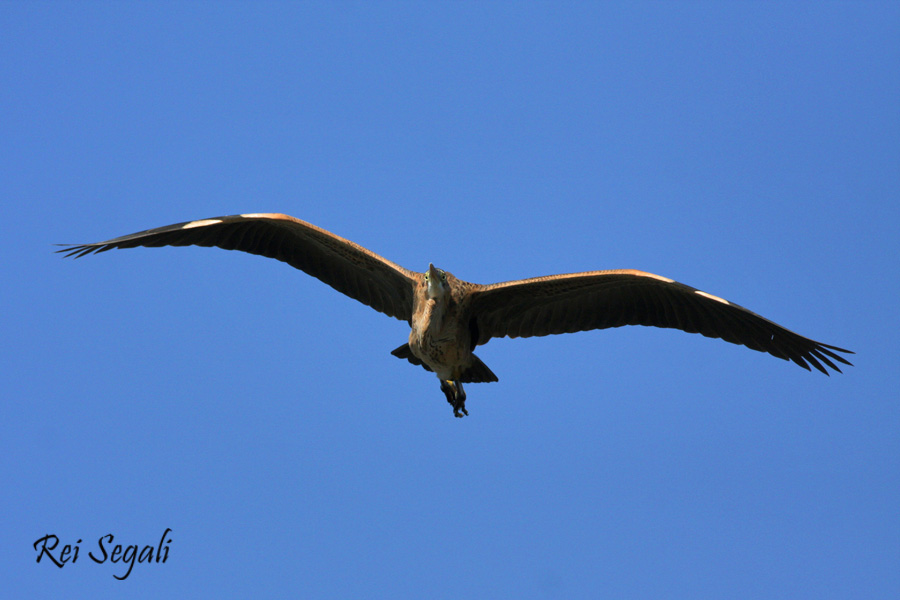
[58,213,853,417]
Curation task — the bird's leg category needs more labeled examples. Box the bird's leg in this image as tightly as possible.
[454,380,468,417]
[440,380,468,418]
[440,379,455,407]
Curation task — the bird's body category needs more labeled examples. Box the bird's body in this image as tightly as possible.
[410,286,467,381]
[59,213,852,417]
[401,264,495,415]
[407,266,470,377]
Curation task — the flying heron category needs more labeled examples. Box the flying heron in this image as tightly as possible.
[59,213,853,417]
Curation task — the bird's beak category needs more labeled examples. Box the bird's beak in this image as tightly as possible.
[427,263,442,299]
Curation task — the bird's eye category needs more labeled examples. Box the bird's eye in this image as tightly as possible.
[441,273,447,282]
[424,273,430,281]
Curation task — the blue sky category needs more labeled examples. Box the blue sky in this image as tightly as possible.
[3,2,898,598]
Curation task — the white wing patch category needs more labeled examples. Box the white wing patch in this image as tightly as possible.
[642,273,675,283]
[181,219,223,229]
[239,213,268,218]
[695,290,731,305]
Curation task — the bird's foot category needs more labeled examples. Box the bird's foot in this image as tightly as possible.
[452,380,468,417]
[441,379,468,418]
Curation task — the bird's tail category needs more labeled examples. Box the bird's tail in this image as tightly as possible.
[390,344,498,383]
[461,354,499,383]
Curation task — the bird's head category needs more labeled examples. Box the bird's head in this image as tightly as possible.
[424,263,449,301]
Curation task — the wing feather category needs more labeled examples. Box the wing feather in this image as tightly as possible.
[468,269,853,374]
[58,213,418,320]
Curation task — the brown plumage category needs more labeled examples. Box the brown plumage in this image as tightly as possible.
[59,213,853,417]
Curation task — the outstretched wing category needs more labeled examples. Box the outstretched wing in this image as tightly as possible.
[58,213,419,321]
[468,269,853,374]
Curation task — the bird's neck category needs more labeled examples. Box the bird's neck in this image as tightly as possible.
[423,298,446,332]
